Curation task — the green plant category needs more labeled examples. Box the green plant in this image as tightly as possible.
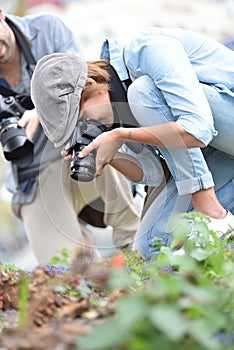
[18,274,29,330]
[77,213,234,350]
[2,263,22,273]
[49,248,73,268]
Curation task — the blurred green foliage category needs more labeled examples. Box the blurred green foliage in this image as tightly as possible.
[77,212,234,350]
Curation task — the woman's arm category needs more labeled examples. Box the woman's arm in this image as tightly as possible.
[115,122,205,148]
[79,121,205,164]
[109,151,143,182]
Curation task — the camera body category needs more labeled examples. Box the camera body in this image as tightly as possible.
[68,117,109,182]
[0,95,34,167]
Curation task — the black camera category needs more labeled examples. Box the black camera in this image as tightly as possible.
[67,117,109,182]
[0,95,34,167]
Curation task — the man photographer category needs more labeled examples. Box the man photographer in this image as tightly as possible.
[0,9,139,264]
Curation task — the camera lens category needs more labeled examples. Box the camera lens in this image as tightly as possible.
[69,119,108,182]
[70,146,96,182]
[0,95,34,167]
[0,118,34,167]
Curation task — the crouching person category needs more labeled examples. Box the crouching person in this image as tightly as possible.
[31,53,234,260]
[28,53,139,264]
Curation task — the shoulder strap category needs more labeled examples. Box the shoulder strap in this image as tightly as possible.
[107,64,143,153]
[107,64,140,128]
[0,84,17,97]
[6,17,36,76]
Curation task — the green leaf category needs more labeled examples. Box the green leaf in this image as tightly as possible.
[49,256,60,265]
[116,295,148,330]
[190,248,213,261]
[171,216,192,242]
[149,304,187,341]
[61,247,72,258]
[152,236,165,248]
[78,295,148,350]
[108,269,134,289]
[187,319,222,350]
[157,246,174,266]
[59,258,70,267]
[77,318,129,350]
[18,275,29,330]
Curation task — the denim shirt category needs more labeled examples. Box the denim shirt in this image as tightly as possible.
[101,27,234,146]
[100,29,234,191]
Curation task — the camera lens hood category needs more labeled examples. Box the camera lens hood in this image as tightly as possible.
[1,126,34,167]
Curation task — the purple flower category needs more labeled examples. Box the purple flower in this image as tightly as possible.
[162,266,174,275]
[142,268,148,273]
[214,332,224,341]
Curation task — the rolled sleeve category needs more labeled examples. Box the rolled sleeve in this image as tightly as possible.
[177,114,218,146]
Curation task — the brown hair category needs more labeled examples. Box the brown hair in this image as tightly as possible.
[80,60,110,107]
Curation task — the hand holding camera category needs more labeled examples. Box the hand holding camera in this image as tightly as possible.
[17,109,40,140]
[65,117,110,182]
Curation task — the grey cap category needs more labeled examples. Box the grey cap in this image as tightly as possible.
[31,52,87,148]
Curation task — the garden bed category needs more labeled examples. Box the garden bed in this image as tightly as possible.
[0,213,234,350]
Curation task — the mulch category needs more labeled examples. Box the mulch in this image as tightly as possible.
[0,252,128,350]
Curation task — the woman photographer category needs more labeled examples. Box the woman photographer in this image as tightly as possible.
[31,26,234,256]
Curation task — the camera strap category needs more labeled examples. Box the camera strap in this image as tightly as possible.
[107,64,140,128]
[0,84,16,97]
[107,64,144,154]
[6,17,36,77]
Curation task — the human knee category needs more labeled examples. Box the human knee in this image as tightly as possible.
[133,226,173,259]
[127,76,169,127]
[128,75,156,103]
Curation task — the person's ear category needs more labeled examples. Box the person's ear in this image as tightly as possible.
[85,78,97,87]
[0,9,6,20]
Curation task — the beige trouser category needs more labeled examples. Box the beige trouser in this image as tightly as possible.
[18,158,139,264]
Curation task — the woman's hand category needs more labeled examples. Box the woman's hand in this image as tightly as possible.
[61,141,73,161]
[78,129,124,176]
[17,108,40,139]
